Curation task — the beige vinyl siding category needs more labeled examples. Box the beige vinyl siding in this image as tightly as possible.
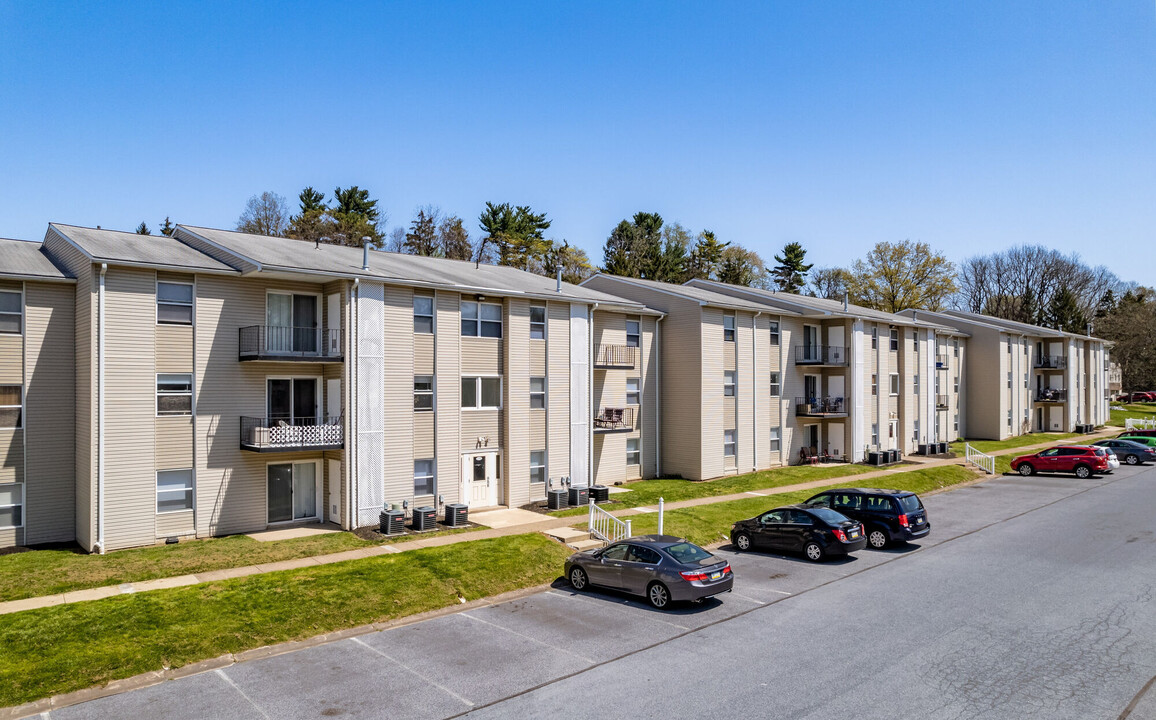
[155,509,195,538]
[781,317,805,463]
[23,281,76,544]
[462,338,503,375]
[0,336,20,383]
[415,334,435,375]
[102,268,157,550]
[434,291,462,505]
[735,312,755,472]
[154,276,194,479]
[383,286,416,505]
[761,315,781,467]
[0,431,21,484]
[504,299,530,507]
[701,307,726,478]
[530,339,546,377]
[155,418,193,469]
[156,325,193,373]
[414,412,435,458]
[640,315,658,478]
[461,411,500,454]
[546,302,570,487]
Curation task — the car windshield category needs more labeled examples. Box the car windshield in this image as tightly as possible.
[664,542,713,564]
[897,494,923,513]
[807,507,851,525]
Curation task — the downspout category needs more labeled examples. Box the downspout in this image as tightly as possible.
[655,314,664,477]
[752,312,761,471]
[588,302,597,487]
[96,263,107,554]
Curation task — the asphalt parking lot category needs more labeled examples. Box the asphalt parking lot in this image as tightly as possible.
[44,464,1156,719]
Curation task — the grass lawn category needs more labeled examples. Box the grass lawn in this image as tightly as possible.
[948,432,1081,456]
[1110,403,1156,428]
[0,525,476,604]
[549,462,881,518]
[616,464,981,548]
[0,534,570,708]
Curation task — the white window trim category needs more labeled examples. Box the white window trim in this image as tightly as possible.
[530,305,547,340]
[156,373,194,418]
[871,373,878,396]
[626,319,641,348]
[461,375,503,410]
[413,295,435,334]
[530,377,547,409]
[0,288,23,335]
[889,328,899,351]
[0,482,23,529]
[530,450,547,482]
[414,458,437,496]
[724,370,737,397]
[723,314,736,342]
[155,469,194,514]
[626,377,641,405]
[0,385,22,429]
[769,426,781,452]
[414,375,435,412]
[889,373,899,397]
[723,429,737,458]
[769,320,780,346]
[156,279,194,327]
[461,300,503,338]
[625,438,641,466]
[769,372,781,397]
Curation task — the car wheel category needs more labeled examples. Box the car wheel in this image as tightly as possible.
[1075,464,1092,479]
[569,566,588,591]
[734,532,752,551]
[804,542,824,562]
[1126,454,1139,465]
[647,582,671,609]
[867,528,889,549]
[1018,463,1034,476]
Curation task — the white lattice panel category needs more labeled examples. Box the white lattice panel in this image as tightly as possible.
[357,282,386,527]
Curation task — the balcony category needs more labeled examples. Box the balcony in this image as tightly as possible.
[239,326,343,362]
[1034,355,1066,370]
[593,406,636,432]
[795,396,847,418]
[935,355,948,370]
[936,395,949,410]
[593,344,637,369]
[241,415,344,452]
[1034,388,1067,403]
[795,346,849,367]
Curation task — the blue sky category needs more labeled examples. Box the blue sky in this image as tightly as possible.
[1,2,1153,283]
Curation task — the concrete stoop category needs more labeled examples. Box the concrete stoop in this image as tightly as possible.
[543,526,605,551]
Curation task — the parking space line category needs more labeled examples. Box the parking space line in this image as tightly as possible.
[215,668,273,720]
[544,590,691,630]
[726,592,767,605]
[745,491,767,496]
[350,637,476,709]
[460,611,597,664]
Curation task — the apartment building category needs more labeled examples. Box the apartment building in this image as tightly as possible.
[899,309,1110,439]
[0,224,660,551]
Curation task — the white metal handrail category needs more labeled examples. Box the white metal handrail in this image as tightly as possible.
[588,500,632,544]
[1125,418,1156,431]
[965,443,995,475]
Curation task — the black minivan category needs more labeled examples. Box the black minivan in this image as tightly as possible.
[803,488,929,549]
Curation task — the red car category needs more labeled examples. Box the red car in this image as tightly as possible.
[1010,446,1110,479]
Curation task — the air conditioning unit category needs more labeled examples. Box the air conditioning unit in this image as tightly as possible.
[412,505,436,531]
[379,508,405,535]
[547,489,568,510]
[568,487,589,507]
[444,503,468,527]
[590,485,610,503]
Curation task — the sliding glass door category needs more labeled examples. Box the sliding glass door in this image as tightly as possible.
[266,293,318,354]
[267,378,318,425]
[268,462,318,523]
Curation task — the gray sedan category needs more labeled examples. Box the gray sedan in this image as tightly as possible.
[565,534,733,609]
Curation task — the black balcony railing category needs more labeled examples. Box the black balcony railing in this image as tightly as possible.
[795,346,849,366]
[795,396,847,417]
[935,355,948,370]
[593,344,637,369]
[936,395,949,410]
[593,406,636,432]
[1034,355,1066,370]
[1034,388,1067,403]
[238,326,343,361]
[241,415,344,451]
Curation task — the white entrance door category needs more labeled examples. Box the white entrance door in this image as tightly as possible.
[326,379,341,423]
[461,452,500,508]
[327,294,340,356]
[328,459,341,524]
[887,420,899,450]
[828,423,844,458]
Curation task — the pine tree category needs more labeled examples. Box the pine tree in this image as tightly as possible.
[135,222,151,235]
[404,208,439,256]
[1046,287,1087,333]
[770,242,812,293]
[602,220,640,277]
[686,231,728,280]
[159,217,175,236]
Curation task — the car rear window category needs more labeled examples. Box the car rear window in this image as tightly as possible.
[664,542,713,564]
[897,494,923,513]
[807,507,852,525]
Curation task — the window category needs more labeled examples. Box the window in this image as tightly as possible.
[769,426,781,452]
[530,451,546,483]
[156,282,193,325]
[626,377,640,405]
[156,374,192,416]
[769,321,780,346]
[0,386,21,429]
[0,290,21,334]
[530,377,546,409]
[626,319,640,348]
[414,376,434,411]
[414,459,436,496]
[889,373,899,396]
[871,374,877,396]
[1024,372,1029,390]
[871,423,879,446]
[724,370,737,397]
[461,377,501,409]
[723,314,736,342]
[913,331,920,352]
[156,469,193,513]
[1007,371,1012,389]
[954,376,959,393]
[889,329,899,351]
[413,296,434,334]
[723,429,736,458]
[1023,342,1028,356]
[1007,340,1012,355]
[530,305,546,340]
[871,327,878,349]
[769,372,781,397]
[914,374,920,395]
[627,544,661,564]
[1007,409,1013,428]
[461,301,502,338]
[626,438,641,466]
[0,483,22,528]
[953,339,959,357]
[913,419,920,443]
[954,414,959,432]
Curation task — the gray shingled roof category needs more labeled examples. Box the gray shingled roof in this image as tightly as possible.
[177,225,655,309]
[0,238,73,281]
[49,224,238,273]
[942,310,1078,339]
[585,275,792,313]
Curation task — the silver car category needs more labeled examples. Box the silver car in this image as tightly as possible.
[564,534,733,609]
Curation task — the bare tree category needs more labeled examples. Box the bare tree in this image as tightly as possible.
[807,267,852,300]
[438,215,473,260]
[386,226,406,253]
[237,191,290,237]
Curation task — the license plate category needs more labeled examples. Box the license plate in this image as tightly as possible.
[849,531,859,539]
[916,518,924,524]
[710,572,722,580]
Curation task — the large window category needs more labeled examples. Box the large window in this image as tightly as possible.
[769,426,781,452]
[769,372,781,397]
[889,373,899,396]
[769,321,780,346]
[156,374,193,416]
[156,282,193,325]
[461,301,502,338]
[626,438,640,466]
[156,469,193,513]
[530,377,546,409]
[414,459,436,496]
[626,377,640,405]
[723,430,737,459]
[889,329,899,351]
[0,290,21,334]
[462,377,501,409]
[530,305,546,340]
[0,386,21,429]
[0,483,22,528]
[414,376,434,411]
[723,314,736,342]
[626,319,640,348]
[530,451,546,483]
[413,296,434,334]
[724,370,737,397]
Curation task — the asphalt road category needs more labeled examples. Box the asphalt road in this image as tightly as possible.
[46,463,1156,720]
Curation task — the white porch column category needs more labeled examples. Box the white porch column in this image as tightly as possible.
[850,320,866,461]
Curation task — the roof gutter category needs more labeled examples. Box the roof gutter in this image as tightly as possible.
[96,263,107,554]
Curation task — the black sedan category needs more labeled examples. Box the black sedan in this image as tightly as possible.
[565,535,733,609]
[731,505,866,561]
[1093,439,1156,466]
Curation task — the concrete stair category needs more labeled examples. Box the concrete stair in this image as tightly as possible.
[543,526,606,551]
